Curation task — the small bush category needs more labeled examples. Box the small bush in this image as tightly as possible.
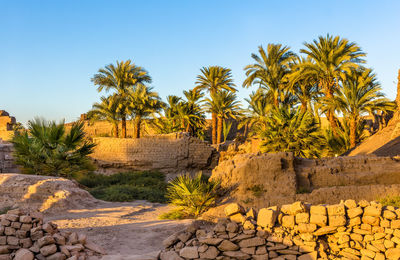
[297,187,311,194]
[247,185,265,198]
[74,171,167,203]
[166,173,221,217]
[159,209,187,220]
[379,195,400,208]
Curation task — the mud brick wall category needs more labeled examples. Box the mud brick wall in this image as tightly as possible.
[161,201,400,260]
[91,133,218,174]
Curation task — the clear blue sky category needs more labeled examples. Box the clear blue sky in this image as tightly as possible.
[1,0,399,124]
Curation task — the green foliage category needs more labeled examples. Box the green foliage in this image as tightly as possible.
[222,121,232,142]
[166,173,221,217]
[12,118,96,178]
[0,207,12,215]
[379,196,400,208]
[247,185,265,198]
[158,209,187,220]
[259,107,324,158]
[75,171,167,203]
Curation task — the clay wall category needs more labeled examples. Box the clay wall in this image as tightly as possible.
[210,153,400,210]
[0,142,18,173]
[91,132,218,174]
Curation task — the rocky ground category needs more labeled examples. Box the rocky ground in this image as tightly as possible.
[45,201,193,259]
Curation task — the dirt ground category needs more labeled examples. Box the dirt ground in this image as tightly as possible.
[45,201,193,259]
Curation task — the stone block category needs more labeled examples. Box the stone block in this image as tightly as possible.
[224,203,244,217]
[329,215,346,227]
[295,213,310,224]
[257,208,278,228]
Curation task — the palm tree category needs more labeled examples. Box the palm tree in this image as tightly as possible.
[259,107,324,158]
[88,94,121,137]
[287,57,320,113]
[205,90,241,144]
[91,60,152,138]
[12,118,96,177]
[243,44,296,106]
[331,68,394,148]
[194,66,236,144]
[127,85,163,138]
[290,35,366,132]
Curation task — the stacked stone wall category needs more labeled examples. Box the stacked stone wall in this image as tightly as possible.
[0,143,17,173]
[161,201,400,259]
[91,133,218,174]
[0,208,105,259]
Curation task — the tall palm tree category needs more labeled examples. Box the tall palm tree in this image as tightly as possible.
[194,66,236,144]
[287,57,320,113]
[205,90,241,144]
[88,94,122,137]
[127,85,163,138]
[243,44,296,106]
[91,60,152,137]
[331,68,394,148]
[290,35,366,131]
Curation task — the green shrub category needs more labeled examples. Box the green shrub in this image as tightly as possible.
[159,209,187,220]
[166,173,221,217]
[379,195,400,208]
[247,185,265,198]
[74,171,168,203]
[12,118,95,178]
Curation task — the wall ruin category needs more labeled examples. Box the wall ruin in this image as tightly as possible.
[209,153,400,212]
[0,110,16,141]
[91,132,219,175]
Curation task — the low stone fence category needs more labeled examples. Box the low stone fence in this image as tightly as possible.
[161,200,400,259]
[0,208,105,259]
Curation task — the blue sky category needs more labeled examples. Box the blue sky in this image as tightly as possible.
[1,0,399,124]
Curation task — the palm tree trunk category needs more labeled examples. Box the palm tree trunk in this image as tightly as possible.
[185,122,190,133]
[217,116,223,144]
[350,117,357,148]
[113,123,119,138]
[121,114,127,138]
[212,112,217,144]
[134,116,141,138]
[325,85,338,133]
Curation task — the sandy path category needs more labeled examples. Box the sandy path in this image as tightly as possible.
[45,200,192,259]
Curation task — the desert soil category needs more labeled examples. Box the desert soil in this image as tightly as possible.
[45,201,193,259]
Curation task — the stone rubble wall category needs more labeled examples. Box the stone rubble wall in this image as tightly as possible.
[161,201,400,260]
[0,110,16,141]
[0,208,105,260]
[209,153,400,210]
[91,133,218,174]
[0,143,18,173]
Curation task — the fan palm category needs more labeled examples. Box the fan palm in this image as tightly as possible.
[331,68,394,148]
[290,35,366,131]
[12,118,96,177]
[259,106,324,158]
[91,60,152,137]
[243,44,296,107]
[194,66,236,144]
[88,94,122,137]
[205,90,241,144]
[127,85,163,138]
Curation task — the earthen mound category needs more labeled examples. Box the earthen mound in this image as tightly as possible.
[0,174,98,213]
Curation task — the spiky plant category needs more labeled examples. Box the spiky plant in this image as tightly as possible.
[166,173,221,217]
[259,107,324,158]
[12,118,96,177]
